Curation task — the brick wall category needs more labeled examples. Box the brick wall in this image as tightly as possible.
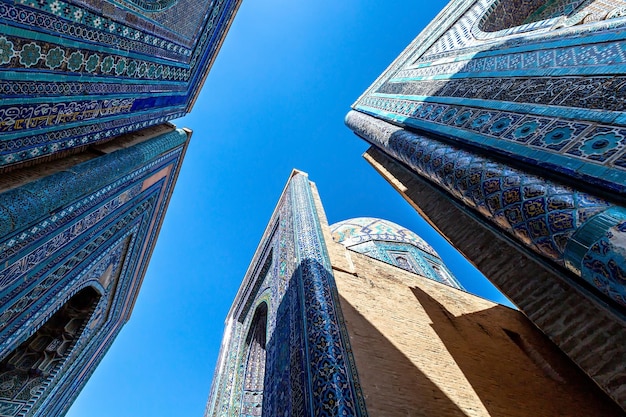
[330,244,622,416]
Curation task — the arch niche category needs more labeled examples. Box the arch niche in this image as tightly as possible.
[0,287,101,417]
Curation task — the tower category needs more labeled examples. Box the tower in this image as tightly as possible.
[205,170,622,417]
[0,0,242,414]
[345,0,626,409]
[0,125,189,416]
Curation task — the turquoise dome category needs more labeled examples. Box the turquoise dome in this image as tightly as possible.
[330,217,438,257]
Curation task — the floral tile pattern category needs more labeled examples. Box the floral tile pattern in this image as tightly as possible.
[205,173,368,417]
[0,0,240,167]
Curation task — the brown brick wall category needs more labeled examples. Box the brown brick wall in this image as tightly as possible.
[330,245,623,416]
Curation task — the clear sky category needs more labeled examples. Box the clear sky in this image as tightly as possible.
[66,1,512,416]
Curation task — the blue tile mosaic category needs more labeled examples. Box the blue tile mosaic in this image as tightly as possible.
[347,111,626,307]
[356,0,626,193]
[329,217,464,289]
[0,0,241,168]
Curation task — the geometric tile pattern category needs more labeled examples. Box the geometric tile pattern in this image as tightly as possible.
[480,0,587,33]
[418,0,490,61]
[353,239,464,289]
[124,0,178,13]
[290,174,367,417]
[418,0,625,62]
[359,95,626,191]
[346,111,626,307]
[205,172,368,417]
[481,0,562,32]
[0,112,184,167]
[0,127,188,416]
[0,0,241,168]
[0,35,189,81]
[0,3,190,58]
[351,0,626,305]
[522,0,587,24]
[240,304,267,417]
[401,47,626,86]
[566,207,626,306]
[0,286,100,417]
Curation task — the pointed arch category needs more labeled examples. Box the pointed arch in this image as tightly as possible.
[240,302,268,417]
[0,287,100,416]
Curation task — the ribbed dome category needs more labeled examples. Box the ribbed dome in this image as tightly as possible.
[330,217,438,257]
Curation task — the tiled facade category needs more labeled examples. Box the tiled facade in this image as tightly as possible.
[330,217,463,289]
[0,125,190,416]
[346,0,626,410]
[0,0,242,168]
[205,171,367,417]
[0,0,241,413]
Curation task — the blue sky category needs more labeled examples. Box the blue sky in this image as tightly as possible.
[67,2,511,416]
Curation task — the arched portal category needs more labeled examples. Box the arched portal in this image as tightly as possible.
[240,303,268,417]
[0,287,100,417]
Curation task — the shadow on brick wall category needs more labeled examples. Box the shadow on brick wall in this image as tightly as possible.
[410,285,624,417]
[339,295,467,417]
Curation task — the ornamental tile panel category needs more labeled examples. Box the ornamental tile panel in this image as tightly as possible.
[0,0,241,168]
[355,0,626,193]
[205,173,368,417]
[346,111,626,307]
